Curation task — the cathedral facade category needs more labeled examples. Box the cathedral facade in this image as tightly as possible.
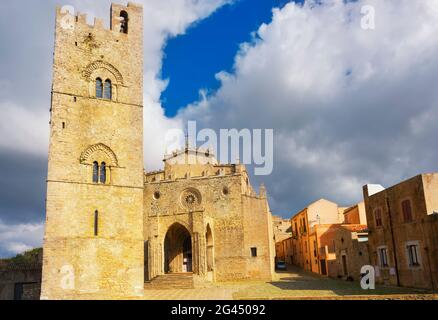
[41,3,274,300]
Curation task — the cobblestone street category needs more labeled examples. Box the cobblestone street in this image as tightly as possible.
[142,266,437,300]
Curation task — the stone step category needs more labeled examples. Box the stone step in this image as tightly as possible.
[144,273,194,290]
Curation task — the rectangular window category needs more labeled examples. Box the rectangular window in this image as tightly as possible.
[375,208,383,227]
[407,244,420,267]
[378,247,388,268]
[402,200,413,222]
[251,247,257,257]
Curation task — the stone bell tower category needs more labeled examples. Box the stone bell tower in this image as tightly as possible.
[41,3,144,299]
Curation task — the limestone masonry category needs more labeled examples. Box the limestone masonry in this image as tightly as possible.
[41,3,275,300]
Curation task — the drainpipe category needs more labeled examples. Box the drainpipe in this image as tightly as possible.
[386,197,400,287]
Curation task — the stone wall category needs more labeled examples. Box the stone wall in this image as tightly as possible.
[144,159,274,283]
[0,264,42,300]
[364,174,438,290]
[42,3,145,299]
[328,225,370,281]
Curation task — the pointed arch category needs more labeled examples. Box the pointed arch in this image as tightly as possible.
[164,223,192,273]
[80,143,118,167]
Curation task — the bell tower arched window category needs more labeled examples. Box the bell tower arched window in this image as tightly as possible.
[96,78,103,98]
[120,11,128,34]
[100,162,107,184]
[92,162,99,183]
[104,79,112,100]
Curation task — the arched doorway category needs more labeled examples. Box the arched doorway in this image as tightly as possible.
[164,223,192,273]
[206,224,214,272]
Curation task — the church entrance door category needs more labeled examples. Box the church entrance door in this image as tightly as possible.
[164,223,192,273]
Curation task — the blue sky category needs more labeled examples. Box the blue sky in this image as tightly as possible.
[162,0,294,116]
[1,0,438,258]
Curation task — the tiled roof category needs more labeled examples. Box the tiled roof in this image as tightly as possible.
[342,224,368,232]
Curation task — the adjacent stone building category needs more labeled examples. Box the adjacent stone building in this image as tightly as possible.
[290,199,370,279]
[290,199,343,271]
[363,174,438,290]
[0,250,43,300]
[41,3,275,300]
[327,224,369,281]
[275,237,293,264]
[273,215,292,264]
[144,149,275,284]
[273,215,292,243]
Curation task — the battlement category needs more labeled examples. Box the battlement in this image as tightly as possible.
[55,2,142,34]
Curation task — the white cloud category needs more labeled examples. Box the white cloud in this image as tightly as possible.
[179,0,438,212]
[0,220,44,256]
[0,102,49,155]
[0,0,230,169]
[64,0,231,169]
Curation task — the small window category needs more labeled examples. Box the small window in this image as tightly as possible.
[100,162,106,184]
[407,244,420,267]
[92,162,99,183]
[104,79,112,100]
[378,247,388,268]
[94,210,99,236]
[96,78,103,98]
[120,11,129,34]
[153,191,161,200]
[402,200,413,223]
[375,208,383,227]
[251,247,257,257]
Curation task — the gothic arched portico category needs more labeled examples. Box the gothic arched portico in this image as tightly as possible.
[164,223,193,273]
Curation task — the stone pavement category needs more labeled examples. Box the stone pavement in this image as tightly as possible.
[142,266,437,300]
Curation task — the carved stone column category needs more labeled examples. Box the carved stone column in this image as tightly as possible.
[192,232,207,276]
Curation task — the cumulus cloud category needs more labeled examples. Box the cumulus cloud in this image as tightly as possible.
[0,0,230,255]
[0,102,49,155]
[61,0,231,168]
[179,0,438,214]
[0,220,44,257]
[0,0,230,168]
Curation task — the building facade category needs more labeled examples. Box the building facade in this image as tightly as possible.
[290,199,343,271]
[41,3,274,299]
[273,215,292,264]
[275,237,292,264]
[327,224,369,281]
[363,174,438,290]
[144,150,275,284]
[273,215,292,243]
[290,200,370,279]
